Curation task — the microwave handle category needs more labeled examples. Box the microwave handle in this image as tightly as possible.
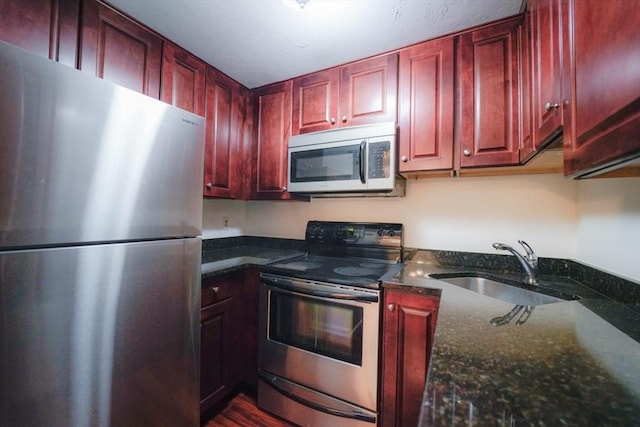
[359,140,366,184]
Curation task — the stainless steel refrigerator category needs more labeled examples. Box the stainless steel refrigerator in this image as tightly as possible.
[0,42,204,426]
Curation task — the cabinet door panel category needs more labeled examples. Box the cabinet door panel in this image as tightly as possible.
[204,69,240,198]
[340,54,398,127]
[161,42,206,115]
[292,69,339,134]
[80,0,162,98]
[459,19,520,167]
[0,0,79,67]
[200,297,233,411]
[564,0,640,175]
[399,37,454,171]
[381,291,439,427]
[532,0,564,147]
[252,81,293,200]
[519,9,536,162]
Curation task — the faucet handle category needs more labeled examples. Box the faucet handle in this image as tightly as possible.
[518,240,538,267]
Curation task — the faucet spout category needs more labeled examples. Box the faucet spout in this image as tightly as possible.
[492,241,538,285]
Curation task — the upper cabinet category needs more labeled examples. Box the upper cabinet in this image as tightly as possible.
[458,19,521,167]
[292,54,398,134]
[80,0,162,98]
[161,42,206,116]
[203,69,242,198]
[531,0,565,149]
[251,81,294,200]
[0,0,79,67]
[562,0,640,177]
[398,37,455,172]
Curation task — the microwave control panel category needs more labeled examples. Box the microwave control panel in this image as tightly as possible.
[368,141,391,179]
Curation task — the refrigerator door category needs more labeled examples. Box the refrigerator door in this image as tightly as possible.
[0,42,204,249]
[0,238,201,426]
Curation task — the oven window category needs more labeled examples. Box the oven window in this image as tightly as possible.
[290,145,360,183]
[268,291,363,365]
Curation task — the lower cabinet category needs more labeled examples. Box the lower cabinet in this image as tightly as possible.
[200,268,261,417]
[381,289,440,427]
[200,272,243,415]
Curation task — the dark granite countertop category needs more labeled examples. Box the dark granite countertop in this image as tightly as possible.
[200,236,305,279]
[386,250,640,426]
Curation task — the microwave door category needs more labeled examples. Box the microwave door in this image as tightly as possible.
[288,140,368,193]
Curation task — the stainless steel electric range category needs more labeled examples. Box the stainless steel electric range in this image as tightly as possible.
[257,221,403,427]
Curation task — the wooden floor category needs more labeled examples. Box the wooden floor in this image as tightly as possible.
[203,392,296,427]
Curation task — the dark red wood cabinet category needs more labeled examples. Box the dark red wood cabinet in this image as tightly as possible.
[292,54,398,134]
[251,81,294,200]
[0,0,79,67]
[458,18,521,168]
[398,37,455,172]
[161,42,206,116]
[203,68,242,198]
[381,289,440,427]
[518,8,536,162]
[200,273,243,415]
[531,0,565,149]
[562,0,640,177]
[80,0,162,98]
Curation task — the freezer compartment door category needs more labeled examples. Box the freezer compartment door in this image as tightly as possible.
[0,238,201,426]
[0,42,204,248]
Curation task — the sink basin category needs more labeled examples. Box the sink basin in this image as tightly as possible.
[430,274,574,306]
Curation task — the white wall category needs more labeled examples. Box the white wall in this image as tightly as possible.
[575,177,640,282]
[201,173,640,282]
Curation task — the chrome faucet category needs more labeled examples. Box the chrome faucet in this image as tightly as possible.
[492,240,538,285]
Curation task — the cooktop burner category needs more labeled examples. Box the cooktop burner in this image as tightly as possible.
[334,266,379,277]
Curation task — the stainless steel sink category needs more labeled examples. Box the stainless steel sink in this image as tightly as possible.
[430,274,574,306]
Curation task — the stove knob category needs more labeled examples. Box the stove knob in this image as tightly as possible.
[377,229,385,237]
[388,230,395,237]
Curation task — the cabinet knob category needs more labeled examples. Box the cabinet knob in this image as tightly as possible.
[387,304,395,312]
[212,286,219,294]
[400,155,408,162]
[206,182,213,189]
[544,102,560,112]
[330,117,336,124]
[341,116,347,123]
[463,149,471,157]
[281,186,287,191]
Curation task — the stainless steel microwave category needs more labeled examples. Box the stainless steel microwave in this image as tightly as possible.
[287,122,398,194]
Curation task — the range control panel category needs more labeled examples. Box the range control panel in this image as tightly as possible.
[305,221,403,247]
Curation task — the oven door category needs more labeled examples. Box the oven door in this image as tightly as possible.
[258,274,380,412]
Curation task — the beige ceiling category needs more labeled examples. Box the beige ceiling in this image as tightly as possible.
[106,0,524,89]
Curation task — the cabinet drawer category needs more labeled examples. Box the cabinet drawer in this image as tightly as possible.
[201,276,234,307]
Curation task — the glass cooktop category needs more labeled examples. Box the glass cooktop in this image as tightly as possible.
[262,254,402,289]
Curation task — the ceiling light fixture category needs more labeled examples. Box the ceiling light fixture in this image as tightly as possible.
[296,0,311,9]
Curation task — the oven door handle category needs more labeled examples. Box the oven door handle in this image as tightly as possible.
[359,140,367,184]
[261,276,379,303]
[258,370,376,423]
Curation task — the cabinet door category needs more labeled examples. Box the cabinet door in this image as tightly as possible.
[200,297,234,412]
[398,37,454,172]
[563,0,640,176]
[161,42,206,116]
[459,19,520,167]
[339,54,398,127]
[531,0,564,148]
[519,8,536,162]
[251,81,293,200]
[80,0,162,98]
[0,0,79,67]
[292,68,339,134]
[204,68,241,198]
[381,290,440,427]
